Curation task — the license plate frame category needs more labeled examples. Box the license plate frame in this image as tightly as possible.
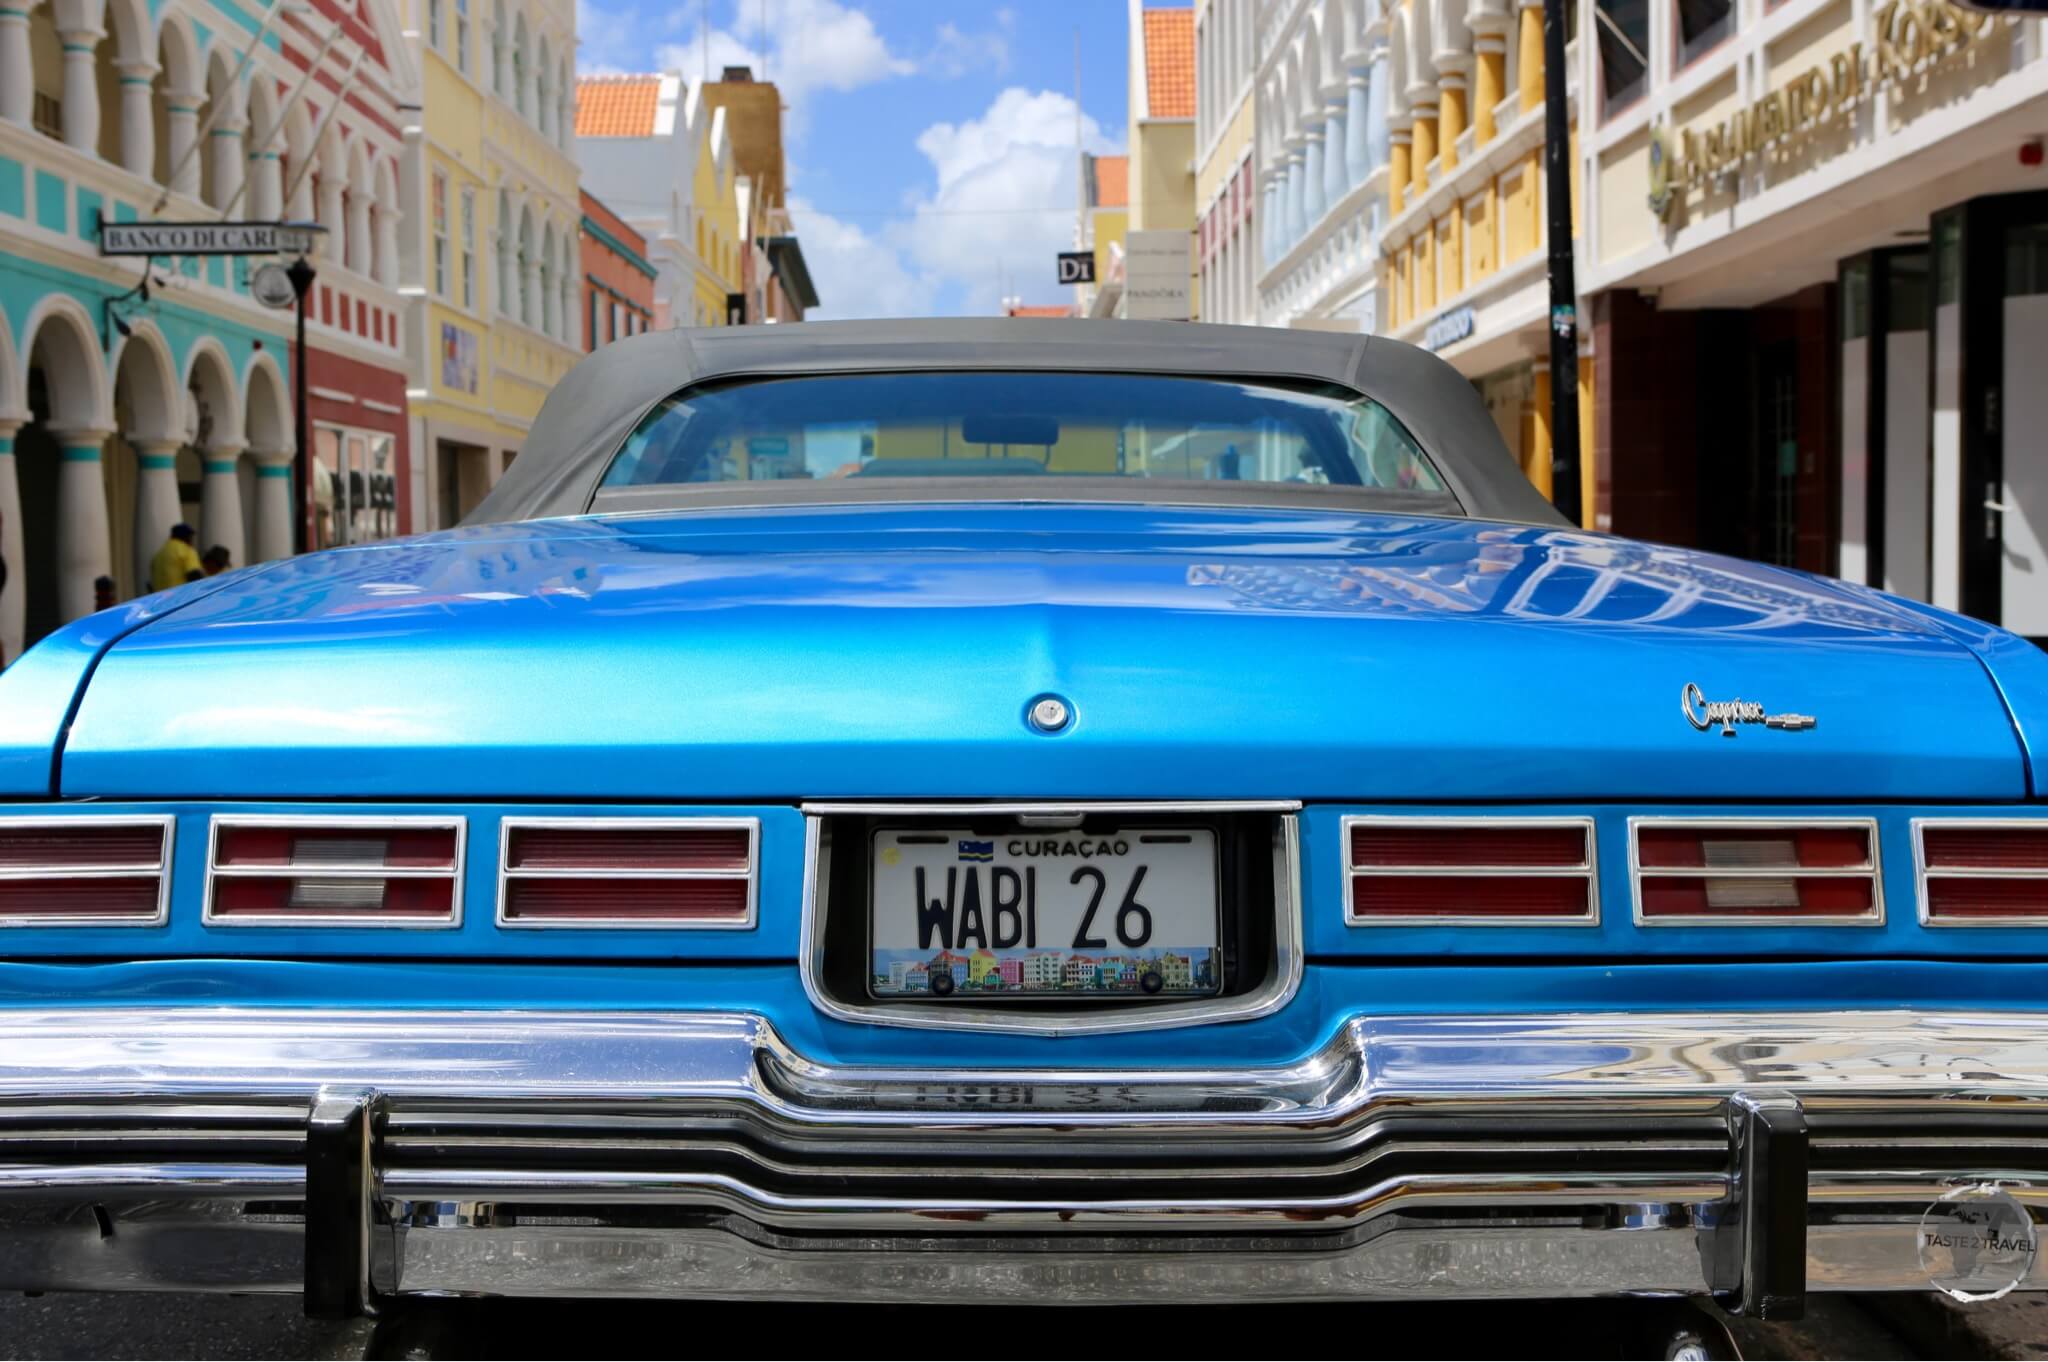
[866,825,1225,1002]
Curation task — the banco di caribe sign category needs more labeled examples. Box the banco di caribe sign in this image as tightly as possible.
[1651,0,2007,213]
[98,220,322,257]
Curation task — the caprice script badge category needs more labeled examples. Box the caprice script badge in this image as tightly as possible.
[1682,682,1818,737]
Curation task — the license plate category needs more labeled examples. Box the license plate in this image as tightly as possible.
[869,827,1221,1000]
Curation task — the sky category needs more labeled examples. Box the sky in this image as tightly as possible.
[573,0,1178,319]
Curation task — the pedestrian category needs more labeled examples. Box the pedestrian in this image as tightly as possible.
[93,576,115,612]
[201,545,232,577]
[148,523,201,593]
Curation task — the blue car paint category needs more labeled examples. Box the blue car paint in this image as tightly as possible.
[3,956,2048,1068]
[44,504,2035,801]
[0,569,271,795]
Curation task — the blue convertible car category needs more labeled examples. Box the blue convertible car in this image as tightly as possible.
[2,319,2047,1319]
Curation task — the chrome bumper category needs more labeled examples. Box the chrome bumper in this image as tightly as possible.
[3,1007,2047,1312]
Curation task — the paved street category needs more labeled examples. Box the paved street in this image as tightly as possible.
[0,1293,2043,1360]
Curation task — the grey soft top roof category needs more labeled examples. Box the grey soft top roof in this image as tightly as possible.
[467,317,1568,527]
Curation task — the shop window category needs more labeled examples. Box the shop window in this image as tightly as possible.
[431,172,449,298]
[1890,250,1930,327]
[1935,214,1962,307]
[1841,258,1870,341]
[1595,0,1650,115]
[460,186,476,308]
[1675,0,1733,66]
[2008,223,2048,298]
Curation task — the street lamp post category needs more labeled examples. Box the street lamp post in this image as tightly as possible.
[1542,0,1582,524]
[287,252,316,556]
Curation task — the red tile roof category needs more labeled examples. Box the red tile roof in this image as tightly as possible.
[1143,9,1194,120]
[575,75,661,138]
[1093,155,1128,209]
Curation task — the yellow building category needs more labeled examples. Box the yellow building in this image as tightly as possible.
[1076,153,1126,317]
[1370,0,1591,526]
[405,0,582,528]
[688,104,741,328]
[1107,2,1196,321]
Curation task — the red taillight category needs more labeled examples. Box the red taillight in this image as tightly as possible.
[498,819,757,927]
[1920,822,2048,924]
[1345,819,1596,924]
[1632,820,1881,924]
[205,818,464,926]
[0,818,172,926]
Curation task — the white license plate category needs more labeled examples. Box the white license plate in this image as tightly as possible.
[869,827,1221,1000]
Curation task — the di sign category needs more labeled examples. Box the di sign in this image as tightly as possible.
[1056,251,1097,285]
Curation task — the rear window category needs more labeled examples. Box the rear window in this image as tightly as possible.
[600,372,1447,497]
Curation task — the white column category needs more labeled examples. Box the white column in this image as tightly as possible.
[285,154,313,222]
[1346,65,1373,184]
[58,24,103,154]
[0,421,23,664]
[345,190,371,275]
[0,5,31,127]
[316,175,344,259]
[1302,118,1327,227]
[166,89,203,199]
[117,60,157,179]
[248,148,282,220]
[1324,96,1352,204]
[199,443,246,569]
[374,208,398,287]
[130,438,182,593]
[209,116,244,214]
[495,232,513,315]
[53,429,113,624]
[250,451,293,563]
[1367,50,1391,170]
[521,253,539,328]
[1283,141,1307,250]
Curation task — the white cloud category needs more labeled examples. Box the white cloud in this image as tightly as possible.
[889,88,1119,315]
[925,11,1013,79]
[789,196,937,320]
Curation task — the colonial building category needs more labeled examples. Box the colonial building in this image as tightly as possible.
[1114,3,1197,321]
[0,0,412,662]
[403,0,580,529]
[578,187,653,350]
[300,0,414,555]
[1196,0,1258,324]
[575,72,743,330]
[1252,0,1590,524]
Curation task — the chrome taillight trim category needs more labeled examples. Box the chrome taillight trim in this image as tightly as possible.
[1912,817,2048,927]
[203,815,467,928]
[495,816,760,930]
[1341,815,1600,927]
[1628,816,1884,927]
[0,815,175,928]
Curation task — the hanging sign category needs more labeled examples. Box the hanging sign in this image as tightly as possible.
[98,220,325,257]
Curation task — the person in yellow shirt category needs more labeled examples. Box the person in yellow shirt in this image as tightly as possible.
[148,524,202,593]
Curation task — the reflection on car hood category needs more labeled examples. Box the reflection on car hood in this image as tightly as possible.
[61,503,2028,800]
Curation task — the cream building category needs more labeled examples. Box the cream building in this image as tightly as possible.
[1196,0,1260,323]
[402,0,580,529]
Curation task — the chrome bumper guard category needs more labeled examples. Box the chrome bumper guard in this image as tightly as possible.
[2,1007,2047,1314]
